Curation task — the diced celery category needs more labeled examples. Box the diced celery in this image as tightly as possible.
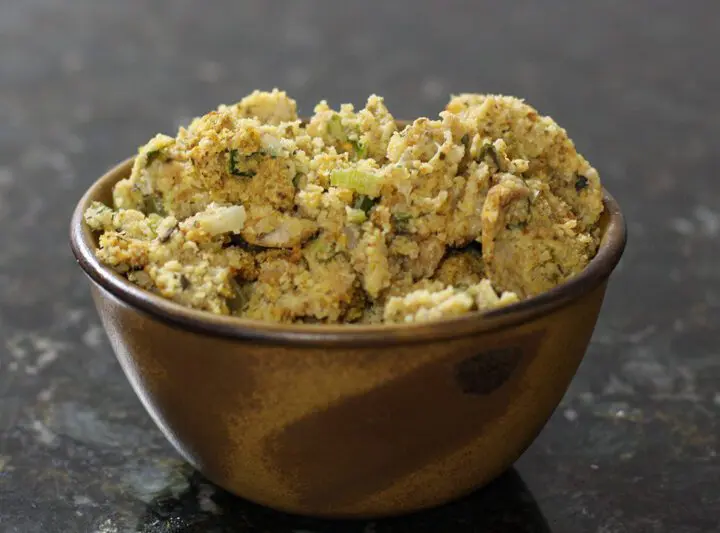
[330,169,383,197]
[346,208,367,224]
[327,114,345,140]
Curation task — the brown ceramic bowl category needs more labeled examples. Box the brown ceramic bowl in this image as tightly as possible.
[70,157,626,519]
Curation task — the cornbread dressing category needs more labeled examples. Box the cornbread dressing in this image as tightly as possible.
[84,89,603,324]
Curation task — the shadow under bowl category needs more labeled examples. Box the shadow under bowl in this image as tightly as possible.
[70,157,626,519]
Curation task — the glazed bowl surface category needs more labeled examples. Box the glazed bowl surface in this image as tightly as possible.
[70,157,626,518]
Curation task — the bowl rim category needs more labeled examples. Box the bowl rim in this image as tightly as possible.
[70,157,626,346]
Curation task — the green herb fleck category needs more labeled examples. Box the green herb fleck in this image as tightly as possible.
[228,149,238,174]
[476,142,500,167]
[392,212,412,231]
[292,173,302,188]
[145,150,162,166]
[575,175,589,191]
[180,274,191,290]
[351,139,368,160]
[228,149,256,178]
[354,195,377,215]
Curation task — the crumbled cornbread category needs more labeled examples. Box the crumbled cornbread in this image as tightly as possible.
[85,89,603,324]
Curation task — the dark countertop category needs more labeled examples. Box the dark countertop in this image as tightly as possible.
[1,1,718,531]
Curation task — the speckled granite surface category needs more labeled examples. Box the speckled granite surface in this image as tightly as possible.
[1,1,718,531]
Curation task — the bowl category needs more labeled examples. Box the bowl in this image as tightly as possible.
[70,157,626,518]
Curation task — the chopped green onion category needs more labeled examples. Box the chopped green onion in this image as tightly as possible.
[228,149,238,174]
[228,149,256,178]
[330,169,383,197]
[476,141,500,167]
